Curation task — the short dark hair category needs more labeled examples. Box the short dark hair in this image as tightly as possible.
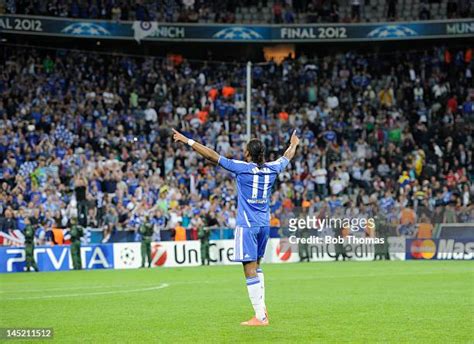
[247,139,265,165]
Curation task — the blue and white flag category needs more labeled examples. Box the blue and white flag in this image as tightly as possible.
[132,21,158,43]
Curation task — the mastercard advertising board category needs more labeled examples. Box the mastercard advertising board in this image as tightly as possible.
[406,239,474,260]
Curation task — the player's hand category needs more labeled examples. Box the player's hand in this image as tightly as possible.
[172,129,188,144]
[290,130,300,146]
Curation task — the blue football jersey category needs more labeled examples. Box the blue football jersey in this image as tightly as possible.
[218,156,290,227]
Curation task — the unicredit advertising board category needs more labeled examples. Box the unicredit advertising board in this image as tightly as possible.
[1,237,471,273]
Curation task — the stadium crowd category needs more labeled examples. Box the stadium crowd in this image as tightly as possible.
[2,0,472,23]
[0,45,473,245]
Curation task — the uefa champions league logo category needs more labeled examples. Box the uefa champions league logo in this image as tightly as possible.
[119,247,136,266]
[213,27,263,40]
[61,23,111,36]
[367,25,418,38]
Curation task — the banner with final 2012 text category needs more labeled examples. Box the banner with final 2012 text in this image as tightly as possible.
[0,15,473,43]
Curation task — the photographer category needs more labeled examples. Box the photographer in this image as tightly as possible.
[197,216,211,266]
[139,215,153,268]
[69,217,84,270]
[24,217,39,272]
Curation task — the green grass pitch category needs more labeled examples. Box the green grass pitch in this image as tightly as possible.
[1,261,473,343]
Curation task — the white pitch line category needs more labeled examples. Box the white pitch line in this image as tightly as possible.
[0,280,214,295]
[2,283,169,301]
[0,280,212,294]
[272,269,472,282]
[1,283,161,293]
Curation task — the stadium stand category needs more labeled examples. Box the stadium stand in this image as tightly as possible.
[2,0,472,23]
[0,44,472,244]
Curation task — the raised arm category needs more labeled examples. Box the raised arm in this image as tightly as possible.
[283,130,300,161]
[172,129,220,164]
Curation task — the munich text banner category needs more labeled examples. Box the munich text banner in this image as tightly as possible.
[0,15,472,42]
